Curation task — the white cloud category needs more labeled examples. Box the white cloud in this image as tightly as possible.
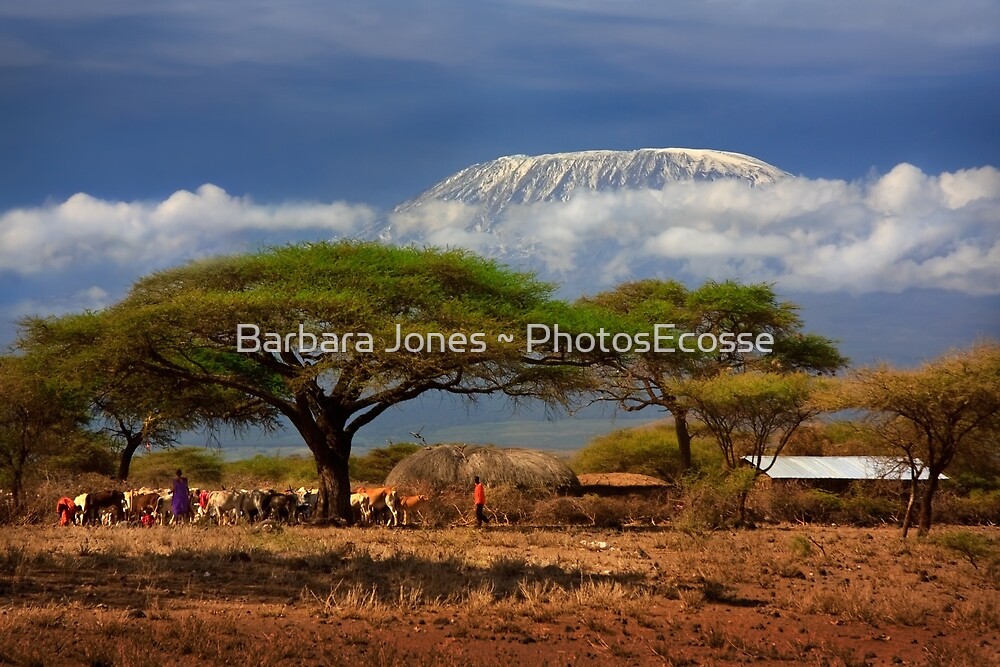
[427,163,1000,295]
[0,184,376,275]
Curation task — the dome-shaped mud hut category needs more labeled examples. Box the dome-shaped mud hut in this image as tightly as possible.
[385,444,580,495]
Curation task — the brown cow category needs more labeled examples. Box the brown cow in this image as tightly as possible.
[127,492,162,523]
[398,494,430,525]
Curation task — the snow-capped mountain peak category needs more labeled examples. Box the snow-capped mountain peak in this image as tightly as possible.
[391,148,789,225]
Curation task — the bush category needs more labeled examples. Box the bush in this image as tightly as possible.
[129,447,224,488]
[349,442,421,485]
[768,485,843,523]
[223,453,317,490]
[934,530,996,569]
[675,467,757,532]
[37,435,117,478]
[572,422,720,481]
[837,491,898,526]
[934,490,1000,525]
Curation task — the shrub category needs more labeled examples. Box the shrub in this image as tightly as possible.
[933,490,1000,525]
[934,531,996,569]
[837,491,898,526]
[482,483,538,525]
[572,422,721,481]
[223,453,317,489]
[768,485,843,523]
[675,467,757,531]
[349,442,420,485]
[129,447,224,488]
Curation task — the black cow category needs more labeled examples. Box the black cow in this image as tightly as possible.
[239,489,276,524]
[83,490,126,526]
[267,492,299,524]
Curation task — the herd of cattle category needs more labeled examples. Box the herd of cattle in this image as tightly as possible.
[66,486,431,527]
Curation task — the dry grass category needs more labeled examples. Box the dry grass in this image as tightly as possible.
[0,524,998,665]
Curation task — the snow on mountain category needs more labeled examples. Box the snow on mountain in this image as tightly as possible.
[385,148,789,236]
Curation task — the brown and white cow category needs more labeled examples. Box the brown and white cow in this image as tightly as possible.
[355,486,400,527]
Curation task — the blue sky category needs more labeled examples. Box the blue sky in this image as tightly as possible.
[1,1,998,368]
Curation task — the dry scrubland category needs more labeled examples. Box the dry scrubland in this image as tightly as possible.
[1,523,998,666]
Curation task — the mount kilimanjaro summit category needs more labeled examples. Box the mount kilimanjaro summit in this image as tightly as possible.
[371,148,791,290]
[392,147,787,222]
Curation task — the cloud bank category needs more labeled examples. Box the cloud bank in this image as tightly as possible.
[1,165,997,300]
[390,163,1000,295]
[0,184,375,275]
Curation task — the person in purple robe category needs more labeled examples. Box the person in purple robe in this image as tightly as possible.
[172,469,191,524]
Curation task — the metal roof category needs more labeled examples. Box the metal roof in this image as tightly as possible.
[742,456,945,481]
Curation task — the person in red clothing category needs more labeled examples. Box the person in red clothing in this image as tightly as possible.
[199,488,210,514]
[474,476,488,528]
[56,496,77,526]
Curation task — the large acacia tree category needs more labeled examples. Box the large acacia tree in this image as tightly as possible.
[24,242,584,520]
[581,280,846,472]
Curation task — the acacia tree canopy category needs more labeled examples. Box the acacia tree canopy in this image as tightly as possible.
[843,342,1000,535]
[681,371,824,524]
[581,279,847,472]
[18,311,276,481]
[31,241,587,521]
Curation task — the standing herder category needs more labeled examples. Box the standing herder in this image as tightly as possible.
[474,476,489,528]
[172,469,191,524]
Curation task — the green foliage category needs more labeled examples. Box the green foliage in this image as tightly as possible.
[676,466,758,532]
[789,534,813,558]
[571,422,721,480]
[21,241,591,519]
[934,531,996,569]
[223,454,318,489]
[129,447,224,488]
[933,490,1000,526]
[38,433,117,478]
[349,442,421,485]
[682,371,823,469]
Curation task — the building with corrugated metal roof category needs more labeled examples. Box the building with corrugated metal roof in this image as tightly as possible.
[742,456,945,493]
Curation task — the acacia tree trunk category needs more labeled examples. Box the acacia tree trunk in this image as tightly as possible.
[673,408,693,473]
[295,411,354,523]
[117,432,144,482]
[901,476,918,539]
[917,473,941,536]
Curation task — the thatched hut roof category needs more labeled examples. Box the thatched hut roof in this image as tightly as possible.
[385,444,580,495]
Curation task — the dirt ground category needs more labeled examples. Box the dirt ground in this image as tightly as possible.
[1,523,997,666]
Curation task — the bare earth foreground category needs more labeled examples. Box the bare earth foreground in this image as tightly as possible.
[1,524,997,666]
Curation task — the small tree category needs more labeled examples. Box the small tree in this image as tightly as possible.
[19,312,276,481]
[681,371,823,524]
[0,355,89,509]
[581,280,845,472]
[846,342,1000,536]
